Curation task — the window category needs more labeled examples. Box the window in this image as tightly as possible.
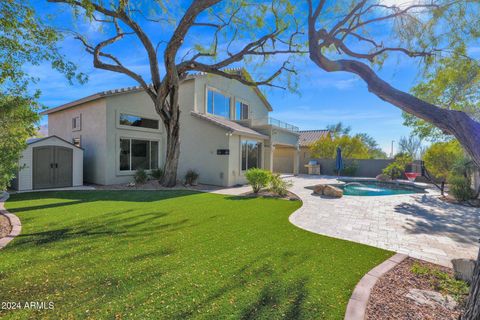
[207,89,231,118]
[241,140,261,171]
[119,138,159,171]
[235,101,249,120]
[119,113,159,130]
[72,137,81,148]
[72,115,81,131]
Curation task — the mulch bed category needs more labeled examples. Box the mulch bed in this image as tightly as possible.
[241,190,300,201]
[0,214,11,239]
[366,258,466,320]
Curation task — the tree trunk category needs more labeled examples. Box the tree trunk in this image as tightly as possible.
[463,246,480,320]
[160,120,180,187]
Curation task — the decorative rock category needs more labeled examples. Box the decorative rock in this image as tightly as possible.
[323,185,343,198]
[313,184,326,195]
[376,174,391,182]
[452,258,476,284]
[405,288,457,310]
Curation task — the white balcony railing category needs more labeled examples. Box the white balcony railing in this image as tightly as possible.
[267,117,299,132]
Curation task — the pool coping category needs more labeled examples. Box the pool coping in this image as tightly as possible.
[344,253,408,320]
[0,192,22,250]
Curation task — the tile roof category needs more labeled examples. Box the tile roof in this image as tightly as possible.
[299,130,330,147]
[190,112,269,140]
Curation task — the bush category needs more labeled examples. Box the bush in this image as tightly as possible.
[342,161,358,177]
[269,174,293,196]
[423,140,464,181]
[448,175,474,201]
[185,169,199,185]
[245,168,271,193]
[134,168,148,184]
[150,168,164,180]
[382,153,413,179]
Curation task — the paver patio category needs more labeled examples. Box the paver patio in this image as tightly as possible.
[213,175,479,267]
[288,175,479,267]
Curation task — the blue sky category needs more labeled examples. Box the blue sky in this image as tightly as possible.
[32,1,438,154]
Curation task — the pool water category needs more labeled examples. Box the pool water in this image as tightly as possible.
[339,182,422,196]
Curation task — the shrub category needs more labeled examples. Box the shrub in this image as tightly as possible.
[342,161,358,177]
[185,169,199,185]
[448,175,474,201]
[245,168,271,193]
[134,168,148,184]
[382,153,413,179]
[269,174,292,196]
[150,168,164,180]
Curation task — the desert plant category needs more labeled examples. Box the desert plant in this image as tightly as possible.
[269,174,293,197]
[423,140,464,181]
[448,175,474,201]
[245,168,271,193]
[150,168,164,180]
[382,153,413,179]
[134,168,148,184]
[343,161,359,177]
[184,169,199,186]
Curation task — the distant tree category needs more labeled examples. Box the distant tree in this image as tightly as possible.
[310,134,369,159]
[0,0,82,191]
[326,122,351,136]
[48,0,303,187]
[398,136,423,160]
[356,133,387,159]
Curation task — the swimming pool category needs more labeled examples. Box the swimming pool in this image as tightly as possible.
[338,181,425,196]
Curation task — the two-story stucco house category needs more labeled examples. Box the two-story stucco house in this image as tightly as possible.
[41,70,301,187]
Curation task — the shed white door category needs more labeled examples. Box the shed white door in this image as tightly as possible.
[33,146,73,189]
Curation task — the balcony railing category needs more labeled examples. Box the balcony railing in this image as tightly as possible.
[267,117,299,132]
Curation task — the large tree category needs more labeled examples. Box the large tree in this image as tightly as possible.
[0,0,81,190]
[305,1,480,318]
[48,0,303,186]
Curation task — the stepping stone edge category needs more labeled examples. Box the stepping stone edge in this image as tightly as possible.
[0,192,22,250]
[344,253,408,320]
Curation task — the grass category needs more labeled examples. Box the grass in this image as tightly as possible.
[0,191,392,319]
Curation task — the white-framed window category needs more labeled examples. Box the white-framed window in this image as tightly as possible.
[119,113,159,130]
[120,138,159,171]
[207,88,231,119]
[235,100,249,120]
[72,115,81,131]
[241,140,261,171]
[72,136,81,148]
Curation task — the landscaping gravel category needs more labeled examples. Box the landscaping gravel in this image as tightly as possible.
[0,214,11,239]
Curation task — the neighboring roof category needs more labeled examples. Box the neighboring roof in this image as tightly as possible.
[26,135,84,150]
[41,68,272,115]
[191,112,269,140]
[299,130,330,147]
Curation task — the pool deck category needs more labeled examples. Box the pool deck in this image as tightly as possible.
[288,175,479,267]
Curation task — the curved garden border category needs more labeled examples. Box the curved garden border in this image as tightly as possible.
[344,253,408,320]
[0,192,22,250]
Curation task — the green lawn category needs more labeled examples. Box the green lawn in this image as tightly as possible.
[0,191,392,319]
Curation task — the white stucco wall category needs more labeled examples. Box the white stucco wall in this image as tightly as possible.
[104,91,166,185]
[193,74,270,120]
[17,136,83,191]
[48,99,107,184]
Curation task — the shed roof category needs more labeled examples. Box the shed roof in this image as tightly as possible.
[298,130,330,147]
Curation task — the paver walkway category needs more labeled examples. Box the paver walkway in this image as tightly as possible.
[213,175,479,267]
[288,175,479,267]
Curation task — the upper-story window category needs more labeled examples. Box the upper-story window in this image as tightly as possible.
[119,113,159,130]
[72,115,81,131]
[207,89,231,119]
[235,101,249,120]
